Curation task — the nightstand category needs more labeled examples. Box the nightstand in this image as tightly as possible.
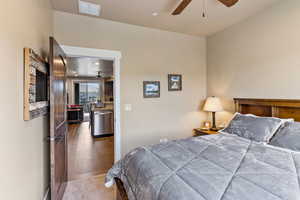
[193,128,220,137]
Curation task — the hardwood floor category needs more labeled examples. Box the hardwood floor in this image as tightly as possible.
[68,122,114,181]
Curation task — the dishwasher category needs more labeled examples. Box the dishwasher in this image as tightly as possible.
[91,110,114,138]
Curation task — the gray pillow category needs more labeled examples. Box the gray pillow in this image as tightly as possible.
[220,113,283,143]
[270,122,300,151]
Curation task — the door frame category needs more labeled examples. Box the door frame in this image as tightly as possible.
[62,45,122,162]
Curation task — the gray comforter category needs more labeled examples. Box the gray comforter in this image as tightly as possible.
[105,133,300,200]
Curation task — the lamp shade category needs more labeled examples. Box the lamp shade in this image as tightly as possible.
[203,97,223,112]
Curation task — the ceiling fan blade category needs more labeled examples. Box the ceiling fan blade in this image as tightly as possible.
[217,0,239,7]
[172,0,192,15]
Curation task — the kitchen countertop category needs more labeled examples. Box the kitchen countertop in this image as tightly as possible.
[93,104,114,111]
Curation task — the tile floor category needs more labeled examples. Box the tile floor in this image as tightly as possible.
[63,174,116,200]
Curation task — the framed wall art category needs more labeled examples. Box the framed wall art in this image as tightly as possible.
[143,81,160,98]
[168,74,182,91]
[24,48,49,121]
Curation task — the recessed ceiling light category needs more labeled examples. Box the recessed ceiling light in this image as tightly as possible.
[95,62,100,65]
[78,0,101,16]
[152,12,158,16]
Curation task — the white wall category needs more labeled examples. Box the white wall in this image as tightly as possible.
[53,11,207,155]
[0,0,53,199]
[207,0,300,124]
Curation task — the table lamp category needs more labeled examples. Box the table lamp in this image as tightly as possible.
[203,96,223,131]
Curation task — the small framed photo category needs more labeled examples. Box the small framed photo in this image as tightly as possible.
[143,81,160,98]
[168,74,182,91]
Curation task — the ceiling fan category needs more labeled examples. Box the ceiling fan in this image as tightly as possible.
[172,0,239,15]
[97,71,103,78]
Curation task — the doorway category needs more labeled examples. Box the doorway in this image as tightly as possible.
[49,38,121,200]
[62,45,122,162]
[66,56,115,180]
[62,46,121,200]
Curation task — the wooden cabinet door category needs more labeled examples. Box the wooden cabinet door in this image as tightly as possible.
[49,37,68,200]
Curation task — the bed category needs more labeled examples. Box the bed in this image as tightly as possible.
[106,98,300,200]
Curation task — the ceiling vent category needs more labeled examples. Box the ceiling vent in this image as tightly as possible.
[78,0,101,16]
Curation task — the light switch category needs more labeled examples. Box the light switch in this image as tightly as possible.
[124,104,132,111]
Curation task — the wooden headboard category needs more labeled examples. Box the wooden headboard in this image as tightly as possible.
[234,98,300,122]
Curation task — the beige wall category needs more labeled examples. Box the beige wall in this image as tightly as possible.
[0,1,53,199]
[53,11,207,154]
[207,0,300,124]
[2,0,298,198]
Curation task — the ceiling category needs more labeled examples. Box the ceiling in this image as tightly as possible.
[67,57,113,77]
[51,0,281,36]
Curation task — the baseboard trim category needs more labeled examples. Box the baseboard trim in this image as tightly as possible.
[43,187,50,200]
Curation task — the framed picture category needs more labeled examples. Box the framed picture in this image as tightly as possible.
[168,74,182,91]
[143,81,160,98]
[24,48,49,121]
